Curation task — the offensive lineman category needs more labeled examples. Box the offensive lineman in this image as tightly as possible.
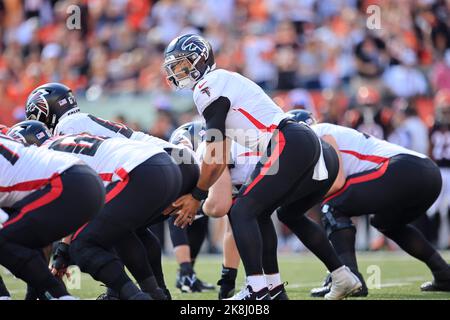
[10,121,181,300]
[288,110,450,295]
[24,82,201,298]
[0,125,105,299]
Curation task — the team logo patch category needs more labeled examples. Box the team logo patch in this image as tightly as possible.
[201,87,211,97]
[26,89,49,118]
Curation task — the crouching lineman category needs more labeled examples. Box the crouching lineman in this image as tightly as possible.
[24,82,201,299]
[10,121,182,300]
[0,126,105,299]
[289,110,450,296]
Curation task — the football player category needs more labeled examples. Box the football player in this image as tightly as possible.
[11,121,181,300]
[1,124,105,299]
[168,122,215,293]
[163,34,361,300]
[288,110,450,295]
[199,126,350,300]
[24,82,201,299]
[194,138,278,299]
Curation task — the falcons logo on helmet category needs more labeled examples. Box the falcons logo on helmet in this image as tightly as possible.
[181,35,209,59]
[26,90,49,119]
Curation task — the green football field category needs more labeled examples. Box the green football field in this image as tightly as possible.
[2,251,450,300]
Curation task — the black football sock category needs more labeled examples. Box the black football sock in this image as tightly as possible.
[95,261,134,294]
[136,228,167,289]
[329,228,359,273]
[187,216,209,262]
[426,253,450,281]
[220,265,237,284]
[383,224,450,280]
[0,243,68,298]
[139,276,167,300]
[287,215,343,272]
[180,262,194,275]
[258,214,280,274]
[118,281,142,300]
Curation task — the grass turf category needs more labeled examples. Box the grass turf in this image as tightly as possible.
[2,251,450,300]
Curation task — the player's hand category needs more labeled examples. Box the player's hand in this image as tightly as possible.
[162,205,177,216]
[172,194,201,228]
[50,242,71,279]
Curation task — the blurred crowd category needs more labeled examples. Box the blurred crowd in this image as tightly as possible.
[1,0,450,251]
[0,0,449,124]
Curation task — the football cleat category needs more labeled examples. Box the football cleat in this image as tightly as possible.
[96,287,119,300]
[325,266,362,300]
[420,280,450,292]
[176,270,215,293]
[269,282,289,300]
[217,278,235,300]
[96,293,118,300]
[421,265,450,292]
[224,285,271,301]
[311,271,368,297]
[310,272,332,297]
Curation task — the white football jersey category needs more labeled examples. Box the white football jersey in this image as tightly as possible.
[42,134,165,184]
[196,140,259,187]
[193,69,288,152]
[55,112,176,150]
[0,135,82,207]
[229,142,260,186]
[312,123,427,178]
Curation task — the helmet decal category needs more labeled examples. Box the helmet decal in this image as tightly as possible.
[26,89,49,119]
[181,35,209,59]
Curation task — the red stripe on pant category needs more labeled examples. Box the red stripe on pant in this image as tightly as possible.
[72,222,88,241]
[0,173,60,192]
[323,159,390,204]
[105,168,129,204]
[3,175,63,228]
[243,131,286,196]
[72,168,129,241]
[339,150,388,164]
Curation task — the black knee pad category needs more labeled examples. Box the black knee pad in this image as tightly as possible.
[321,204,355,237]
[168,216,189,247]
[70,239,118,276]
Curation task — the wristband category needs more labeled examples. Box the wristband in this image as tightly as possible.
[191,186,209,201]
